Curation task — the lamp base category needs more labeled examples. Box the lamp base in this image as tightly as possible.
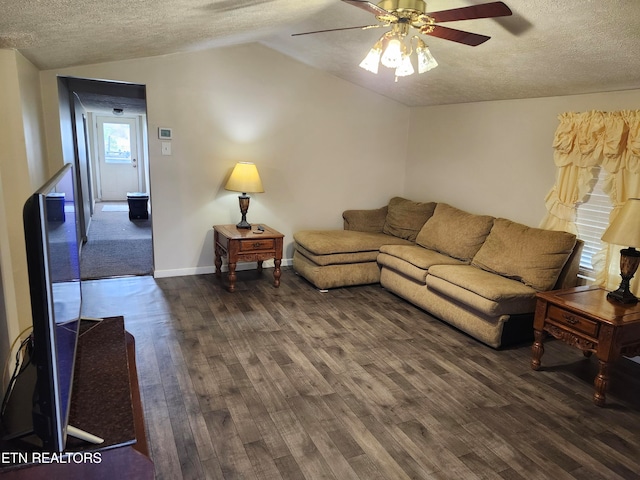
[236,194,251,229]
[607,288,639,304]
[607,247,640,304]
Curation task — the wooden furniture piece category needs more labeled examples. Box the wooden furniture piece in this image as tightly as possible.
[0,317,153,479]
[213,224,284,292]
[531,285,640,406]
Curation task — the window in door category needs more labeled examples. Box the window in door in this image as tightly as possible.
[103,122,132,164]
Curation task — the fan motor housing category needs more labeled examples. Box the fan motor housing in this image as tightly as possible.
[378,0,427,14]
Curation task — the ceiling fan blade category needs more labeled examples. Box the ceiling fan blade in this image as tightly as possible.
[427,1,512,23]
[292,25,379,37]
[202,0,279,13]
[423,25,490,46]
[341,0,390,17]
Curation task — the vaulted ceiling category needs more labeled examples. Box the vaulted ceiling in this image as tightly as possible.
[2,0,640,106]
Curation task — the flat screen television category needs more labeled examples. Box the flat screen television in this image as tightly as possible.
[24,163,82,452]
[1,163,82,452]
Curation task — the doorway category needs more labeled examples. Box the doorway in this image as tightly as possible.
[96,116,141,200]
[58,77,153,280]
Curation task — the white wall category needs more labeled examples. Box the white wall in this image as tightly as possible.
[39,44,410,277]
[0,50,48,383]
[17,53,49,192]
[405,90,640,227]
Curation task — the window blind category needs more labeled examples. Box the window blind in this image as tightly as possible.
[575,169,613,281]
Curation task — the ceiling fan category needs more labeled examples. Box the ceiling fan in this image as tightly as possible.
[293,1,513,79]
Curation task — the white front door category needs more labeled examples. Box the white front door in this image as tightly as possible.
[97,116,140,200]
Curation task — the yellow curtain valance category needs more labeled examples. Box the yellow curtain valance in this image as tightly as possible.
[552,110,640,172]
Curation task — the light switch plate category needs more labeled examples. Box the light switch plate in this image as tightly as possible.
[161,142,172,156]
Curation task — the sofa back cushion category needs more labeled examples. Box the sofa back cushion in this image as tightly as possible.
[415,203,495,262]
[471,218,577,291]
[382,197,436,242]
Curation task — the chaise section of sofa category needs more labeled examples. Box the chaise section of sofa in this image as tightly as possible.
[293,198,435,290]
[293,230,411,290]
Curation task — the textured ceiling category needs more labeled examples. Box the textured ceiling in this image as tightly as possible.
[2,0,640,106]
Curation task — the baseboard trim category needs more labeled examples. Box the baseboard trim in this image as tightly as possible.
[154,258,293,279]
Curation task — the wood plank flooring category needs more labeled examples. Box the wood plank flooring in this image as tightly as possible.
[81,269,640,480]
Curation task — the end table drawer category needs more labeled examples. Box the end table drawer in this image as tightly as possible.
[548,305,599,337]
[240,239,275,252]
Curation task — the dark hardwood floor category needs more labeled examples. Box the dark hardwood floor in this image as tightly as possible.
[81,269,640,480]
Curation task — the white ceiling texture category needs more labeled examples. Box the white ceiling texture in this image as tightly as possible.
[2,0,640,106]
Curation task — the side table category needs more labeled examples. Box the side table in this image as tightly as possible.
[531,285,640,406]
[213,224,284,293]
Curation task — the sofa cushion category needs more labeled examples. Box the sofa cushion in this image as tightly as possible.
[293,251,382,289]
[343,206,387,232]
[471,218,577,291]
[382,197,436,242]
[294,230,411,256]
[426,264,538,316]
[378,244,465,283]
[415,203,495,262]
[296,244,379,266]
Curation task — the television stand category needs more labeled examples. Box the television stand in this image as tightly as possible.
[0,317,153,479]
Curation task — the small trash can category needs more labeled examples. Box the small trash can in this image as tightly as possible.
[127,192,149,220]
[46,193,66,222]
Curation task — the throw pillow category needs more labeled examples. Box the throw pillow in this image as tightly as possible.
[471,218,577,291]
[415,203,495,262]
[382,197,436,242]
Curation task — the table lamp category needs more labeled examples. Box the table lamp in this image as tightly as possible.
[224,162,264,229]
[601,198,640,304]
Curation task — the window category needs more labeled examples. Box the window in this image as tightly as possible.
[575,168,613,281]
[102,122,132,164]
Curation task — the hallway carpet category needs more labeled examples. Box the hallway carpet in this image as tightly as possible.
[80,202,152,280]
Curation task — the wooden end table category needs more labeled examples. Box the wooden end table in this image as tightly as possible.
[531,285,640,406]
[213,224,284,293]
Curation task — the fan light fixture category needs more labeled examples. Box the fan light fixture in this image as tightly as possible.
[359,24,437,81]
[293,1,513,83]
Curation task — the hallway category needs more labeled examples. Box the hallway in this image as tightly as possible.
[80,201,152,280]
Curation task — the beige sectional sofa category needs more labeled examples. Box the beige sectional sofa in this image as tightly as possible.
[293,197,583,348]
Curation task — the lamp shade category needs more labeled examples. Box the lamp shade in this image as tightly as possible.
[395,54,415,77]
[381,37,403,68]
[224,162,264,194]
[602,198,640,247]
[416,40,438,74]
[359,42,382,74]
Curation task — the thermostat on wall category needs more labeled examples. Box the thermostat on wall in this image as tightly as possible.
[158,127,172,139]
